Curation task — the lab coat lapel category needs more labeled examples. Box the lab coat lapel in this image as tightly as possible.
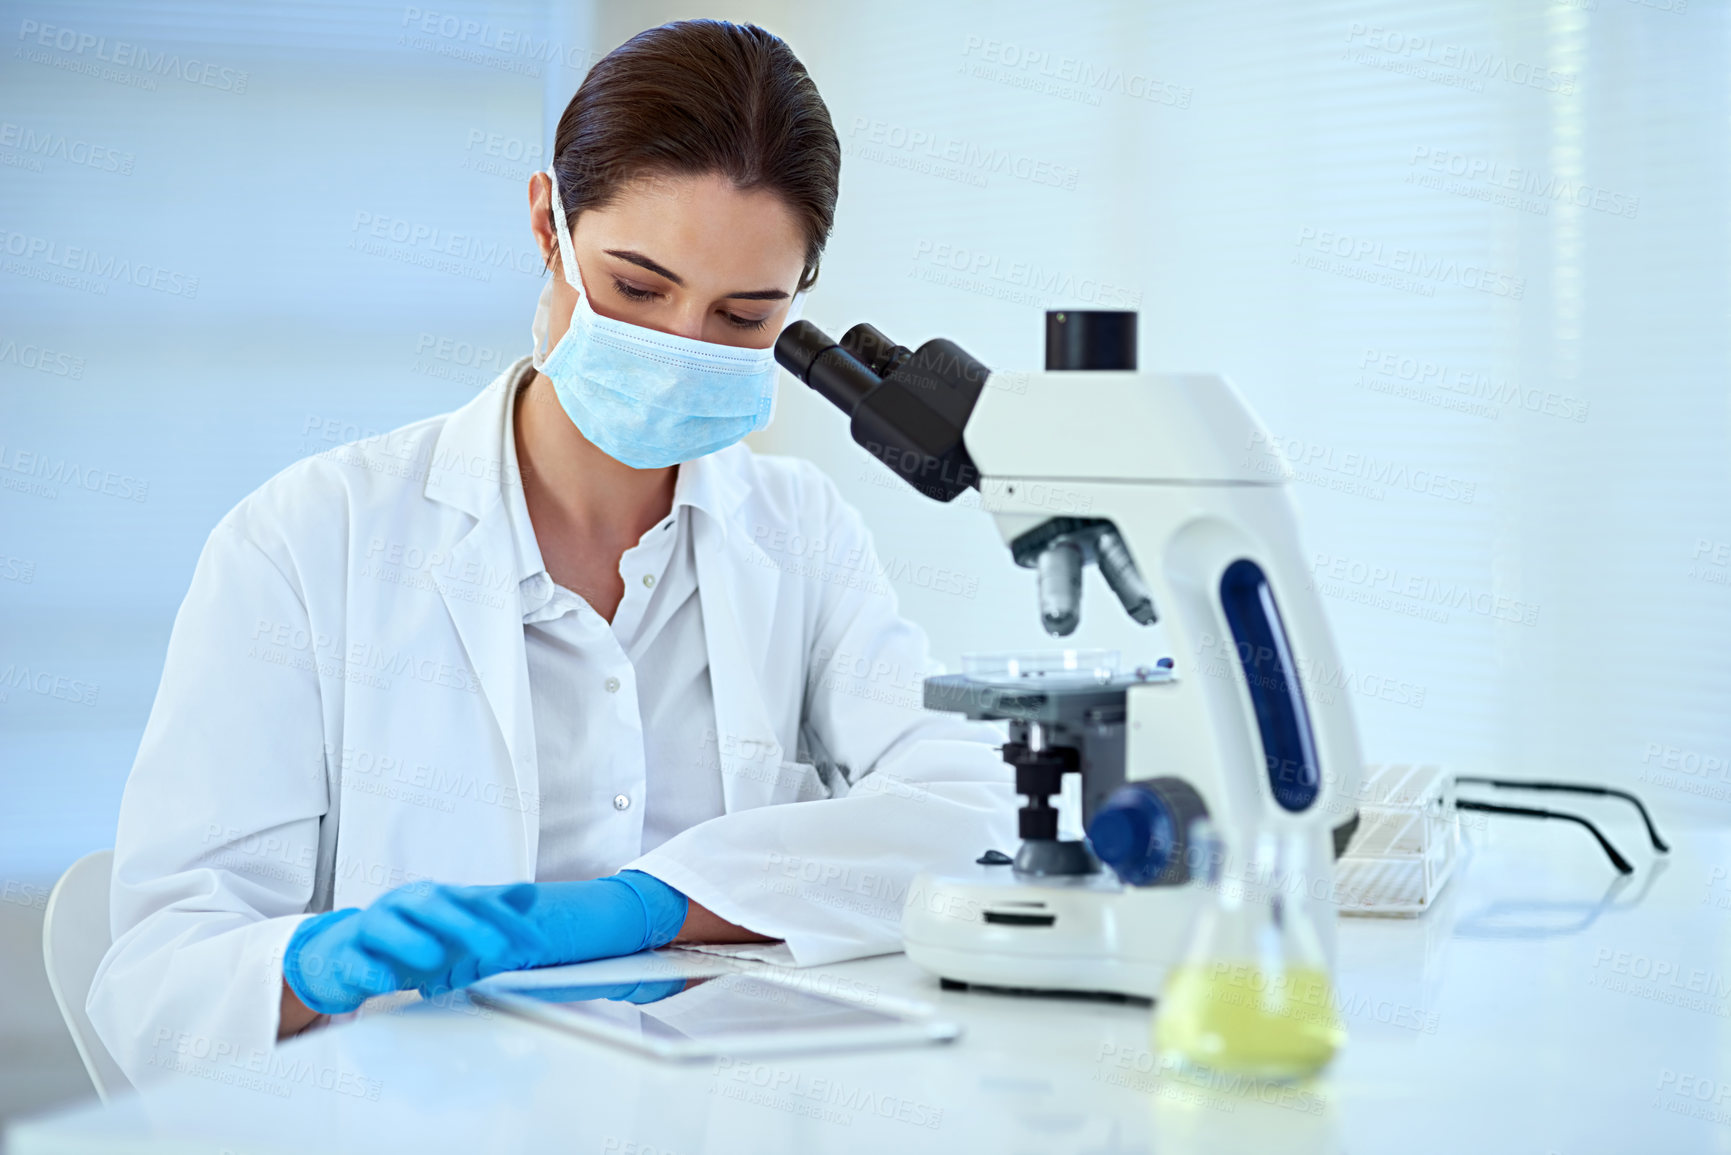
[422,361,539,864]
[692,466,787,813]
[437,517,536,855]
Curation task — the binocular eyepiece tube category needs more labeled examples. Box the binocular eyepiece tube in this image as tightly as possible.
[775,320,916,417]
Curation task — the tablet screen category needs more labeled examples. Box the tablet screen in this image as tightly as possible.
[506,972,899,1040]
[473,968,959,1058]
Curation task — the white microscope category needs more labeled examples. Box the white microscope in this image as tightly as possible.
[776,312,1364,1000]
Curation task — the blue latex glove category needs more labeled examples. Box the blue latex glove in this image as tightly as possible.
[283,882,555,1015]
[284,871,689,1015]
[499,870,690,972]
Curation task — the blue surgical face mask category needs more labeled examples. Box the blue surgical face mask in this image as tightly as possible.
[529,167,804,470]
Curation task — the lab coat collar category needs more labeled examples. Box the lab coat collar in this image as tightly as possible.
[425,355,751,541]
[495,370,745,594]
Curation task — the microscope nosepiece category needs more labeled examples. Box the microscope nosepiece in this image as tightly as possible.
[1037,540,1084,636]
[1096,529,1158,625]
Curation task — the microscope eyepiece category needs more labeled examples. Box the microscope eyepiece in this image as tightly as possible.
[775,320,882,415]
[839,323,913,379]
[775,317,986,504]
[774,319,840,385]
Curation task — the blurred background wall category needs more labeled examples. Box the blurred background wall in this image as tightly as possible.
[2,0,1727,1111]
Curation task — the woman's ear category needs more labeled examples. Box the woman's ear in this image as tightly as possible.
[529,171,559,273]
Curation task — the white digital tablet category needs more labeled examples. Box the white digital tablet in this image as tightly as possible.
[469,963,961,1061]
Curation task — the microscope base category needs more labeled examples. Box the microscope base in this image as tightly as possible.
[901,866,1201,1000]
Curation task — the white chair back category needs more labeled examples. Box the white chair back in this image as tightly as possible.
[42,849,130,1100]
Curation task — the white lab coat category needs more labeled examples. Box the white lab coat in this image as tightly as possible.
[88,357,1014,1088]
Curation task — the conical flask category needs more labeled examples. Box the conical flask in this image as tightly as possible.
[1152,820,1345,1080]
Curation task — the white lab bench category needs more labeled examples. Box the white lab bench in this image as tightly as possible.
[8,817,1723,1155]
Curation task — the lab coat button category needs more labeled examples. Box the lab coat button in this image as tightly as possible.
[613,793,631,811]
[642,574,655,588]
[604,676,621,693]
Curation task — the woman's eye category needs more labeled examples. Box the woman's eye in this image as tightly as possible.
[611,278,656,302]
[722,312,769,331]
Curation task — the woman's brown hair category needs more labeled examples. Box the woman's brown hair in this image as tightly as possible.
[549,19,840,292]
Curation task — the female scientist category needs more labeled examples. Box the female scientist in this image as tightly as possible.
[88,19,1012,1084]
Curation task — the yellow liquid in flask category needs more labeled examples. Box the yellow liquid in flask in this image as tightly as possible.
[1154,963,1344,1080]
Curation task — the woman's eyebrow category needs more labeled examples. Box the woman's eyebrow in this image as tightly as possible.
[606,249,684,285]
[603,249,789,301]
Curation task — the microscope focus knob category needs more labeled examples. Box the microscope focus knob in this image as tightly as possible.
[1086,779,1209,887]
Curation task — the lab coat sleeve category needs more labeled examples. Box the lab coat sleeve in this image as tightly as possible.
[627,464,1016,965]
[87,518,330,1088]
